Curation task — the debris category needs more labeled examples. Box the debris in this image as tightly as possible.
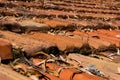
[0,64,30,80]
[68,53,120,80]
[117,48,120,55]
[0,0,120,80]
[82,64,105,77]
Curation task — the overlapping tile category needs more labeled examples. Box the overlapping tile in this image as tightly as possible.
[23,32,83,53]
[0,30,57,56]
[0,0,120,80]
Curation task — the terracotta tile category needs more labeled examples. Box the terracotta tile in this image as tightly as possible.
[43,19,70,28]
[87,29,120,47]
[43,73,60,80]
[0,38,12,60]
[0,0,120,80]
[73,72,105,80]
[0,73,13,80]
[73,31,111,49]
[23,32,83,52]
[0,31,57,56]
[0,19,50,33]
[0,64,30,80]
[68,54,120,80]
[32,58,105,80]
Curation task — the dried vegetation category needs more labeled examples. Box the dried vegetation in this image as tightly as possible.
[0,0,120,80]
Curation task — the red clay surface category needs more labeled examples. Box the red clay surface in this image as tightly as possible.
[87,29,120,47]
[0,0,120,80]
[23,32,83,52]
[0,31,56,56]
[0,38,12,60]
[32,58,105,80]
[73,30,112,49]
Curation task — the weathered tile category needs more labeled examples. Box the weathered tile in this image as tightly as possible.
[0,31,57,56]
[0,38,12,60]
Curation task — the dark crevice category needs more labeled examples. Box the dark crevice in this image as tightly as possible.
[42,46,60,56]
